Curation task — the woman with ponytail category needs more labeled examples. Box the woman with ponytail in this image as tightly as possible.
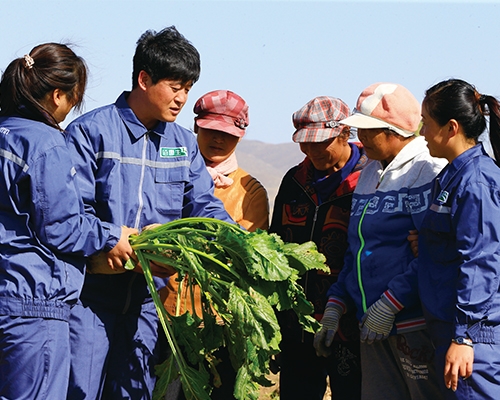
[418,78,500,399]
[0,43,136,398]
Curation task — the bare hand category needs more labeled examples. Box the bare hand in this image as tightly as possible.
[444,342,474,392]
[106,226,138,271]
[407,229,419,257]
[142,223,162,231]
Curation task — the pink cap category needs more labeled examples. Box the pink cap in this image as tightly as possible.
[193,90,249,137]
[339,83,421,137]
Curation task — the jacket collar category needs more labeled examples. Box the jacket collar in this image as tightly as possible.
[438,143,487,190]
[374,136,429,182]
[115,92,168,139]
[294,142,368,200]
[384,136,427,168]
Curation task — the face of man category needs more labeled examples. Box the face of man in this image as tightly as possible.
[131,70,193,129]
[145,77,193,122]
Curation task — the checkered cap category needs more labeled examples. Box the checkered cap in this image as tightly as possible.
[194,90,249,137]
[339,83,420,137]
[292,97,350,143]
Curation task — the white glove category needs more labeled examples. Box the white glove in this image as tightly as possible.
[313,300,344,357]
[359,293,402,344]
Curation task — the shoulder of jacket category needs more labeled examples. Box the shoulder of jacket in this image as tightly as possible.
[67,103,117,131]
[413,151,448,174]
[234,168,268,194]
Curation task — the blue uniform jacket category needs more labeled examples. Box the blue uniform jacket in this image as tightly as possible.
[0,116,120,321]
[66,92,232,313]
[419,143,500,344]
[328,137,447,334]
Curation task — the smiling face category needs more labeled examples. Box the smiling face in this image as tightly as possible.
[196,127,240,163]
[299,132,351,174]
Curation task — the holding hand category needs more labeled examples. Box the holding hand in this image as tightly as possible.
[360,292,402,344]
[88,226,138,274]
[313,299,345,357]
[106,226,138,270]
[444,340,474,392]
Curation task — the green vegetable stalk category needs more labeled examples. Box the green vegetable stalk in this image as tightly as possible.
[128,217,329,400]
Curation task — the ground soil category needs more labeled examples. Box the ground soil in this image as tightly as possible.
[258,373,331,399]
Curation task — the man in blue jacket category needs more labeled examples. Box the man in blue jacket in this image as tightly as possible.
[65,26,233,399]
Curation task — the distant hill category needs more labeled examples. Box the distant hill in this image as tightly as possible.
[235,139,305,215]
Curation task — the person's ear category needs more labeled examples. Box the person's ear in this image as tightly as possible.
[137,70,151,91]
[50,88,64,107]
[447,119,459,138]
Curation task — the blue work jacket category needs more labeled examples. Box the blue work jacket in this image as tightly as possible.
[328,137,446,334]
[419,143,500,344]
[66,92,232,313]
[0,116,120,321]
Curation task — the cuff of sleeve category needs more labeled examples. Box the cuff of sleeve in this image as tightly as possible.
[103,223,121,252]
[454,324,469,339]
[382,290,404,313]
[326,297,346,314]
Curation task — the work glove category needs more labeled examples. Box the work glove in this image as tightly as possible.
[313,299,345,357]
[359,291,402,344]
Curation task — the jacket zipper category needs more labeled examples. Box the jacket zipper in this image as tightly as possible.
[356,200,371,313]
[133,133,149,229]
[357,166,385,312]
[122,132,149,315]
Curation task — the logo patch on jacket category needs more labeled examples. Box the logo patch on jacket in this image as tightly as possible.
[436,190,449,204]
[160,147,187,157]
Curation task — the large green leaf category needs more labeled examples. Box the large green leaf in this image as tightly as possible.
[244,232,295,281]
[179,365,211,400]
[152,356,179,400]
[170,313,204,365]
[282,241,330,275]
[234,365,260,400]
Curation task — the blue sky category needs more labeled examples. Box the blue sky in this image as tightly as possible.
[2,0,499,143]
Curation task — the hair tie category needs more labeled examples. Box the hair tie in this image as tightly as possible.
[477,94,490,116]
[24,54,35,70]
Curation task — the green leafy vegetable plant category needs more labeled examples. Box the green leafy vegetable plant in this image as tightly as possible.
[128,217,329,400]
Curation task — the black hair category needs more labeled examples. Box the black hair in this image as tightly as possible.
[132,26,200,89]
[0,42,87,130]
[423,78,500,162]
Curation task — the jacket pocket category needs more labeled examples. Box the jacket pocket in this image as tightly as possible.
[424,211,458,265]
[155,166,188,217]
